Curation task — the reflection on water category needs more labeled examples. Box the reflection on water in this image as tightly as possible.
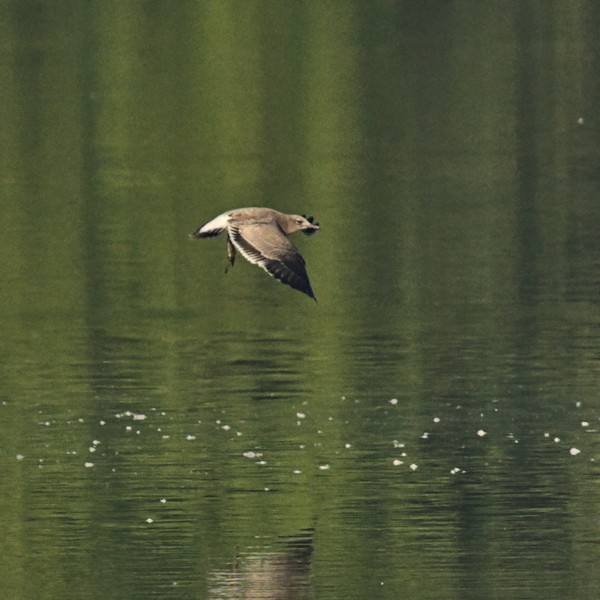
[209,529,313,600]
[1,1,599,599]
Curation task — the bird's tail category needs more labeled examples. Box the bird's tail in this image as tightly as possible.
[189,212,229,239]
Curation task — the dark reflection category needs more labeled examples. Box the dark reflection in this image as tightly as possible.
[209,529,314,600]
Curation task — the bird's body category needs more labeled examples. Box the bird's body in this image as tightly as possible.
[190,207,319,300]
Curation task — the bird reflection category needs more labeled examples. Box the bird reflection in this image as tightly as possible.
[208,528,314,600]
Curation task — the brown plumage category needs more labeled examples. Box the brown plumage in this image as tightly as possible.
[190,207,319,300]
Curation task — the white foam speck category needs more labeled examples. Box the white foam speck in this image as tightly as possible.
[243,451,262,459]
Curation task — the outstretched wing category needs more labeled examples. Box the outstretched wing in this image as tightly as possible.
[229,221,316,300]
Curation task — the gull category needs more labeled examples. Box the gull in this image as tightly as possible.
[190,207,319,300]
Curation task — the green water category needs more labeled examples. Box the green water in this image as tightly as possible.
[1,1,599,598]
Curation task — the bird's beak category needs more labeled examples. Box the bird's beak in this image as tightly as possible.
[302,215,320,235]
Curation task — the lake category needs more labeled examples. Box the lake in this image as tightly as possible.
[1,1,599,598]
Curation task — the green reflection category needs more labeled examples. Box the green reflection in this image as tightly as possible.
[1,1,598,599]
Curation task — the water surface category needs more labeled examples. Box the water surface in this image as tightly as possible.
[1,2,599,599]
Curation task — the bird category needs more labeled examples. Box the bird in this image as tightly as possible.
[190,207,320,300]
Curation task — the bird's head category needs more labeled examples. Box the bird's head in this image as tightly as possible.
[299,214,320,236]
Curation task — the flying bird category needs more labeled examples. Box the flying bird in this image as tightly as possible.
[190,207,319,300]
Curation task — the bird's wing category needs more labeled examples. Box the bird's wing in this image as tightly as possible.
[229,221,316,300]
